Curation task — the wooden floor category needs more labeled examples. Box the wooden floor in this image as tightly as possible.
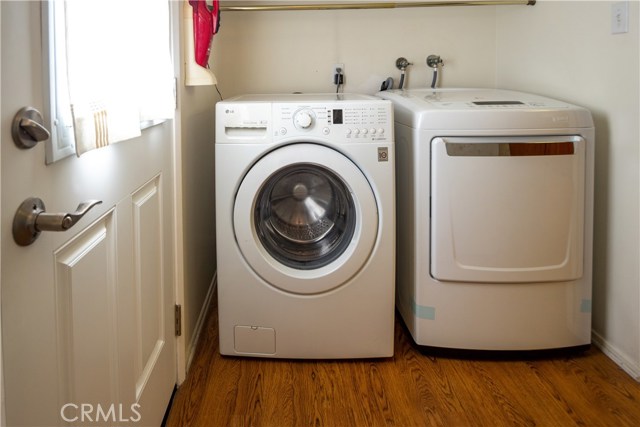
[166,296,640,427]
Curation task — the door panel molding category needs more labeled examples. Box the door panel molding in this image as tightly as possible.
[132,175,165,401]
[54,210,119,409]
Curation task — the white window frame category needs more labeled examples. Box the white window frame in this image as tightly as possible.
[42,0,75,164]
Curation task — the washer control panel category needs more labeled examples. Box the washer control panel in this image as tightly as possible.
[273,100,393,143]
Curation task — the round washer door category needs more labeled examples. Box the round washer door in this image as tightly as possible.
[234,143,378,295]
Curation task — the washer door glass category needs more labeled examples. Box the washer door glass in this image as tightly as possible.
[233,143,378,295]
[255,165,356,270]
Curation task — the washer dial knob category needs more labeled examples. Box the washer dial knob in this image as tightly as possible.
[294,110,314,129]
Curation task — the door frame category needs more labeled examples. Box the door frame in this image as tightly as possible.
[1,6,5,423]
[170,0,187,385]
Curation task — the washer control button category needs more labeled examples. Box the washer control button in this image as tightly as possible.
[353,129,360,135]
[345,128,352,135]
[322,127,330,135]
[361,128,368,134]
[370,128,377,134]
[377,128,385,134]
[279,127,287,135]
[293,110,314,129]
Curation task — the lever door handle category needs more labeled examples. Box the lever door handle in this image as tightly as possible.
[35,199,103,231]
[13,197,103,246]
[12,107,51,149]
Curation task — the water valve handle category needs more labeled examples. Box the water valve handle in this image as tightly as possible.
[427,55,444,69]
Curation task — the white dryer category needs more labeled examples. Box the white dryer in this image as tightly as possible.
[376,88,594,351]
[215,94,395,358]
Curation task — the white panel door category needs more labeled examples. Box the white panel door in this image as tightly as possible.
[1,2,176,426]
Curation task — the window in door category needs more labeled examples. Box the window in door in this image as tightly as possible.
[43,0,174,163]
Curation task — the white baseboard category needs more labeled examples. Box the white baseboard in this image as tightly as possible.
[592,330,640,382]
[185,272,217,372]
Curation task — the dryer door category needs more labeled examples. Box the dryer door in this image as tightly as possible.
[234,143,378,294]
[431,136,585,283]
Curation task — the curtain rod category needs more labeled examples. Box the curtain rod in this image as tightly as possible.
[220,1,536,12]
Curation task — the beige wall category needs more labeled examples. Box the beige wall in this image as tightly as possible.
[178,83,217,366]
[211,6,499,96]
[496,0,640,378]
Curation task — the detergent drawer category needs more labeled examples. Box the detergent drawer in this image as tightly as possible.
[430,135,585,284]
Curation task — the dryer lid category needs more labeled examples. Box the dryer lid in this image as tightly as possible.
[430,135,586,284]
[375,88,594,130]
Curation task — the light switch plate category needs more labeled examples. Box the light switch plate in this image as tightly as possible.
[611,1,629,34]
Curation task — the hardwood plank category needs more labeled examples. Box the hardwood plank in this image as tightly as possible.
[166,296,640,427]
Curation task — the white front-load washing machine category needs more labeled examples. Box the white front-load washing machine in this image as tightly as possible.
[215,94,395,358]
[376,88,594,352]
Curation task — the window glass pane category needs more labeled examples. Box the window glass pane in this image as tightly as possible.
[46,0,174,159]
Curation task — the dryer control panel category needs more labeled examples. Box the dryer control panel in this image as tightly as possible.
[272,99,393,143]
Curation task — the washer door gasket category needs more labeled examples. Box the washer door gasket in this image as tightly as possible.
[233,143,378,295]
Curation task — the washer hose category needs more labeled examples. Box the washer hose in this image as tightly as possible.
[395,57,412,90]
[426,55,443,89]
